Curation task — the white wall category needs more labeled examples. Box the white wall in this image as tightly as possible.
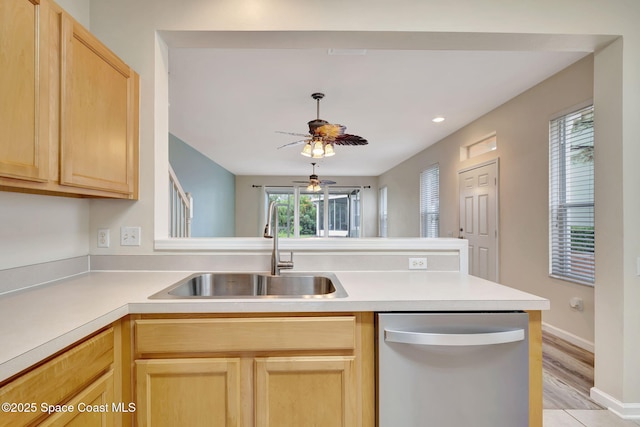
[381,56,595,344]
[0,192,89,270]
[55,0,90,28]
[591,38,630,412]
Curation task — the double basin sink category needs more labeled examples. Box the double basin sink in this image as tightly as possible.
[149,272,348,299]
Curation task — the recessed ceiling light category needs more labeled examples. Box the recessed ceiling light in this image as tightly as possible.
[432,117,445,123]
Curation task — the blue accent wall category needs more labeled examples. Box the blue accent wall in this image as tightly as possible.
[169,133,236,237]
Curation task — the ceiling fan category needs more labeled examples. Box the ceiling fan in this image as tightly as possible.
[292,163,336,192]
[277,93,368,158]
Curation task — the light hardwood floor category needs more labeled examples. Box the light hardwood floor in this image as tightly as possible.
[542,332,601,410]
[542,332,640,427]
[545,410,640,427]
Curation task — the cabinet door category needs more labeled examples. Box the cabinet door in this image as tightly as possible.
[0,328,114,427]
[39,371,115,427]
[59,14,138,196]
[255,356,357,427]
[136,358,241,427]
[0,0,49,182]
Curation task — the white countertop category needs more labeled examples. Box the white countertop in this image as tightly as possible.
[0,270,549,382]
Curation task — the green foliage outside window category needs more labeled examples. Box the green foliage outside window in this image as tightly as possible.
[570,225,594,253]
[299,196,317,237]
[268,193,318,237]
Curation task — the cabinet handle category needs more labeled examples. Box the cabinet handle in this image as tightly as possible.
[384,328,524,346]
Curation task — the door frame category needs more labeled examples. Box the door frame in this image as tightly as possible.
[458,158,500,282]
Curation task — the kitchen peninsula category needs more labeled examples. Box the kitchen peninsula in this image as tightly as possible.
[0,239,549,426]
[0,264,548,427]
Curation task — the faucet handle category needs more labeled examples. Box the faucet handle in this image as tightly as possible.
[278,252,294,271]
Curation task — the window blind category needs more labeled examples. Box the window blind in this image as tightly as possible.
[379,186,388,237]
[549,104,595,284]
[420,164,440,238]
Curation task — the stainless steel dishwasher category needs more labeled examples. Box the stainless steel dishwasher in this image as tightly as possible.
[378,312,529,427]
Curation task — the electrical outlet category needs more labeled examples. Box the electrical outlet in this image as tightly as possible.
[97,228,110,248]
[569,297,584,311]
[409,257,428,270]
[120,226,141,246]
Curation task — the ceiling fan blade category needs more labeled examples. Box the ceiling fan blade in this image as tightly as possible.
[292,180,310,183]
[334,134,368,146]
[320,180,336,185]
[276,130,310,137]
[277,139,309,149]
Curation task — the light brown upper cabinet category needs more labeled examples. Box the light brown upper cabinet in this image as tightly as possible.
[0,0,139,199]
[59,14,138,197]
[0,0,50,183]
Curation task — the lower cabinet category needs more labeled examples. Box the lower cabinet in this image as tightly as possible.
[0,327,119,427]
[136,358,242,426]
[254,356,357,427]
[132,313,374,427]
[39,371,115,427]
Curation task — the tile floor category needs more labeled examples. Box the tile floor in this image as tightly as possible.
[544,409,640,426]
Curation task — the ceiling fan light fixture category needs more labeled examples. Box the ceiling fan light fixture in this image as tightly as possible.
[323,143,335,157]
[278,93,367,158]
[295,163,334,191]
[307,183,322,192]
[301,142,312,157]
[312,138,325,157]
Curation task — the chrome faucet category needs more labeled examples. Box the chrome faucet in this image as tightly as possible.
[264,201,294,276]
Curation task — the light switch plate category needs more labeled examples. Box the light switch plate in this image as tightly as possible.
[120,226,141,246]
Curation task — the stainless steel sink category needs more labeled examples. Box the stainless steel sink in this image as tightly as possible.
[149,272,348,299]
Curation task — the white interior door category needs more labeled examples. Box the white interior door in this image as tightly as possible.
[458,161,499,282]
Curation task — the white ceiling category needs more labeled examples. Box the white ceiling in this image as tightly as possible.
[168,46,588,177]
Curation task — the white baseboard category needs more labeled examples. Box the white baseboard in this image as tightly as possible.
[541,322,594,353]
[591,387,640,420]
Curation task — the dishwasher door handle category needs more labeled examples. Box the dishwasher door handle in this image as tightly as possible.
[384,328,525,346]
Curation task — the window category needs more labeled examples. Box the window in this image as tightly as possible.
[313,188,361,237]
[265,186,363,238]
[460,134,497,161]
[420,164,440,238]
[549,104,595,285]
[379,186,388,237]
[266,188,295,237]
